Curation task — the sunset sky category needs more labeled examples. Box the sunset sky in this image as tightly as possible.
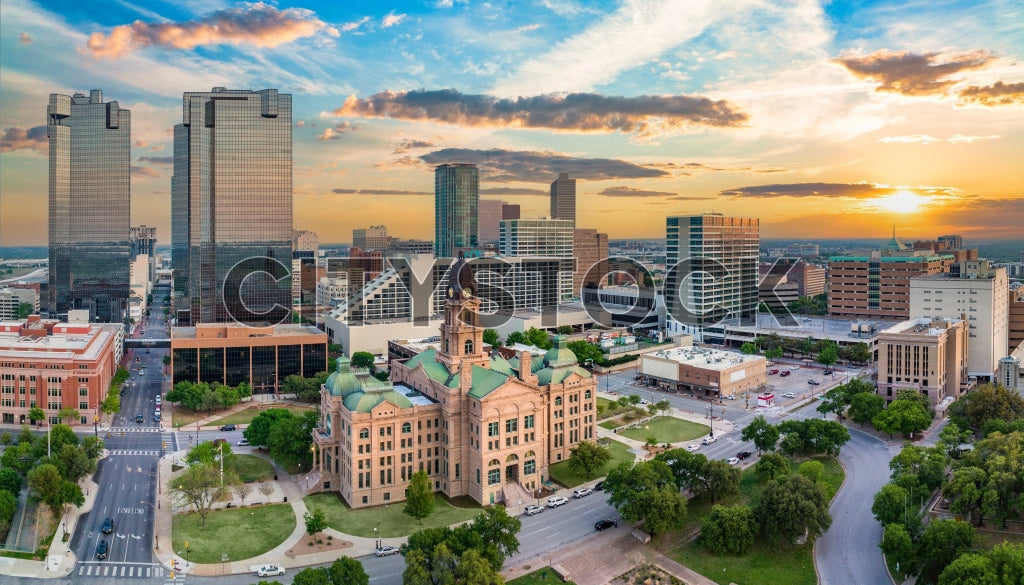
[1,0,1022,246]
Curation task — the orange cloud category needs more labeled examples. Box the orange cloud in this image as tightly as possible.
[834,49,990,96]
[0,126,47,153]
[958,81,1024,106]
[85,3,338,59]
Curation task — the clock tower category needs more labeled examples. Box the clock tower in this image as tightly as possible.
[437,253,488,371]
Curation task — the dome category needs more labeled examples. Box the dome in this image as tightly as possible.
[325,356,362,397]
[343,388,414,413]
[543,335,578,368]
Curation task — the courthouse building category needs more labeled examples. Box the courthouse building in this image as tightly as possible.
[310,257,597,508]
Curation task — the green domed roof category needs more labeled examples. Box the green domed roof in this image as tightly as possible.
[342,388,414,413]
[543,335,578,368]
[325,356,363,397]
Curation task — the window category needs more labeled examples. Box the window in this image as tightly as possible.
[476,468,481,483]
[402,422,411,433]
[585,390,591,399]
[79,388,88,396]
[487,469,501,485]
[359,428,369,439]
[465,340,474,354]
[555,396,562,406]
[505,418,518,433]
[488,422,499,436]
[524,415,534,429]
[524,460,536,475]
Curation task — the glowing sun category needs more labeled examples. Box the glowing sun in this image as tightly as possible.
[876,190,927,213]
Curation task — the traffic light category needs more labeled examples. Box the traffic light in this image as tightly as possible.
[162,442,167,449]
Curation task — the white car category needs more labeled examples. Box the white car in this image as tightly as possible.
[686,444,700,452]
[375,545,399,557]
[155,395,162,405]
[546,496,568,508]
[727,457,741,465]
[524,504,544,516]
[790,365,800,370]
[256,565,286,577]
[782,392,796,399]
[573,487,593,498]
[701,436,717,445]
[237,438,250,446]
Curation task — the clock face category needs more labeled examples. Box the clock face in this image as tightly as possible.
[463,287,472,297]
[447,286,454,298]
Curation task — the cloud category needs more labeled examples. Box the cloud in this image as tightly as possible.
[331,188,431,195]
[878,135,941,144]
[719,182,960,200]
[317,123,358,141]
[596,186,677,197]
[134,140,148,147]
[418,148,669,182]
[833,49,991,96]
[342,16,371,32]
[329,89,747,137]
[480,187,549,196]
[20,33,31,45]
[669,195,714,201]
[0,125,47,153]
[130,165,160,178]
[85,3,338,59]
[392,138,438,154]
[150,145,166,152]
[296,120,306,127]
[958,81,1024,106]
[947,134,1000,143]
[382,12,407,28]
[136,156,173,165]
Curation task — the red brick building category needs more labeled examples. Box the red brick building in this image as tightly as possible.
[0,316,124,426]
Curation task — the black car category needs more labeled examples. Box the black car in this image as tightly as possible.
[101,518,114,534]
[119,388,126,396]
[220,424,236,432]
[135,414,143,423]
[594,481,604,491]
[736,451,752,460]
[95,540,109,559]
[595,519,616,531]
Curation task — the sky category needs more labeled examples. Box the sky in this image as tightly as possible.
[1,0,1023,246]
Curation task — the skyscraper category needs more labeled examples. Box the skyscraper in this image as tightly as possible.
[665,214,759,333]
[47,90,131,322]
[550,172,576,222]
[434,164,478,257]
[172,88,293,326]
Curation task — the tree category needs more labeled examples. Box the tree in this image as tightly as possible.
[567,441,611,480]
[797,460,825,484]
[741,415,779,454]
[504,331,527,346]
[233,482,252,506]
[699,504,758,555]
[170,464,230,527]
[525,327,552,349]
[0,468,23,495]
[244,408,295,448]
[567,340,604,365]
[28,406,45,425]
[816,340,839,370]
[873,399,932,439]
[58,407,80,425]
[987,541,1024,585]
[0,489,16,538]
[468,506,522,569]
[849,392,886,428]
[259,482,275,503]
[57,480,85,525]
[328,556,369,585]
[82,436,105,460]
[740,342,758,355]
[755,452,790,481]
[482,329,499,346]
[962,383,1024,430]
[605,460,686,535]
[351,351,375,370]
[100,390,120,415]
[697,460,742,504]
[765,346,783,363]
[756,474,831,544]
[27,463,63,510]
[185,441,233,467]
[16,302,33,319]
[292,567,331,585]
[304,508,328,538]
[937,422,973,458]
[817,385,849,420]
[0,431,10,446]
[55,443,95,483]
[656,400,671,417]
[872,483,920,536]
[880,523,914,571]
[404,470,435,523]
[915,519,975,584]
[943,466,988,526]
[268,410,318,467]
[889,445,947,497]
[452,548,503,585]
[938,553,997,585]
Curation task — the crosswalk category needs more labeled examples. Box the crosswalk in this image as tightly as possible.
[108,427,162,433]
[107,450,161,456]
[77,562,163,579]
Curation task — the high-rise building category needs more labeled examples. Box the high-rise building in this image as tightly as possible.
[500,219,574,300]
[550,173,576,222]
[172,88,293,325]
[47,90,131,322]
[573,228,609,296]
[434,164,479,257]
[502,203,521,221]
[665,214,759,334]
[352,226,390,251]
[876,317,969,407]
[910,260,1009,381]
[129,226,157,258]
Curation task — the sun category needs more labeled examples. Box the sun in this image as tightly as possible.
[875,190,927,213]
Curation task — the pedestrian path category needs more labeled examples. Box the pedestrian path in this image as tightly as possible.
[76,561,163,579]
[107,450,161,456]
[107,427,163,434]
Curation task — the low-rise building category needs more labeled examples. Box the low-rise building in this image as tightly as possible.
[876,317,969,407]
[639,344,765,400]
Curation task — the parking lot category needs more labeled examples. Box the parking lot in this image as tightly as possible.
[762,362,851,403]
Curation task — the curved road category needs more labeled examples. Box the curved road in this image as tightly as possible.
[815,424,895,585]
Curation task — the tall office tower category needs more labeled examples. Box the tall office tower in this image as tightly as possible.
[129,226,157,258]
[434,164,478,257]
[550,173,576,222]
[573,228,609,295]
[172,88,293,325]
[477,199,506,242]
[353,225,390,251]
[499,218,575,300]
[47,90,131,323]
[665,214,759,333]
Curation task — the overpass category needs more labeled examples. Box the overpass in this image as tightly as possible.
[124,338,170,349]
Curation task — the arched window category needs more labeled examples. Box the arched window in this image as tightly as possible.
[359,428,369,439]
[524,450,536,458]
[555,396,562,406]
[505,453,519,462]
[465,339,473,354]
[402,422,411,434]
[584,390,591,399]
[488,459,500,467]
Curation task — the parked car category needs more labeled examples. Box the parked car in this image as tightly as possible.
[727,457,741,465]
[808,379,820,385]
[573,487,593,498]
[737,451,752,460]
[686,444,700,452]
[119,388,126,396]
[220,424,236,432]
[155,395,161,405]
[594,481,604,491]
[152,412,161,422]
[95,540,109,559]
[594,519,616,531]
[256,565,286,577]
[101,518,114,534]
[375,546,399,557]
[823,369,833,375]
[524,505,544,516]
[768,368,779,375]
[546,496,568,508]
[790,365,800,370]
[212,438,227,446]
[782,392,796,398]
[701,436,717,445]
[780,370,792,377]
[237,438,250,446]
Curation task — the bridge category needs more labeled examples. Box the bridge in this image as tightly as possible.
[124,338,170,349]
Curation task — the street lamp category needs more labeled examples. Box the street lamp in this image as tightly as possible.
[184,540,190,568]
[706,405,714,438]
[93,415,99,437]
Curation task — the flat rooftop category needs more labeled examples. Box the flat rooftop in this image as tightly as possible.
[0,323,117,361]
[644,346,763,370]
[171,323,326,339]
[393,383,437,406]
[883,317,963,336]
[717,314,900,343]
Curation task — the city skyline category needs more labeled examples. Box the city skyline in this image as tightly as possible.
[1,0,1023,246]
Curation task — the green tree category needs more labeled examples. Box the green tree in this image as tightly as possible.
[27,463,62,510]
[962,383,1024,431]
[566,441,611,480]
[889,445,948,497]
[880,523,914,571]
[304,507,327,538]
[482,329,499,346]
[740,342,758,355]
[404,470,435,523]
[0,468,22,495]
[58,407,80,424]
[244,409,295,448]
[0,490,17,538]
[755,452,790,481]
[915,519,975,584]
[468,506,522,570]
[170,464,231,527]
[452,548,503,585]
[567,340,603,365]
[741,415,780,454]
[943,466,988,526]
[816,340,839,370]
[937,422,973,458]
[16,302,33,319]
[849,392,886,428]
[938,553,997,585]
[697,460,742,504]
[0,431,10,446]
[755,474,831,543]
[100,390,121,415]
[699,504,758,555]
[764,346,783,364]
[797,460,825,484]
[185,441,233,467]
[351,351,375,369]
[292,567,332,585]
[268,410,318,467]
[328,556,370,585]
[872,483,921,536]
[987,541,1024,585]
[817,385,849,420]
[873,399,932,439]
[504,331,527,346]
[604,460,686,535]
[525,327,552,349]
[82,436,104,460]
[28,406,45,425]
[55,443,95,483]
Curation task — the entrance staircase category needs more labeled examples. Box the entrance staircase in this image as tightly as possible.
[501,482,534,514]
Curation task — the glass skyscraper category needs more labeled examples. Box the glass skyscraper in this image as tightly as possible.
[47,90,131,323]
[172,88,293,326]
[434,164,478,258]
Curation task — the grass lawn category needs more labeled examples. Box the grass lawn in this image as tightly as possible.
[664,456,844,585]
[598,420,620,430]
[303,493,482,538]
[172,503,295,564]
[210,405,315,427]
[226,454,275,483]
[508,568,576,585]
[618,417,709,444]
[548,439,635,488]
